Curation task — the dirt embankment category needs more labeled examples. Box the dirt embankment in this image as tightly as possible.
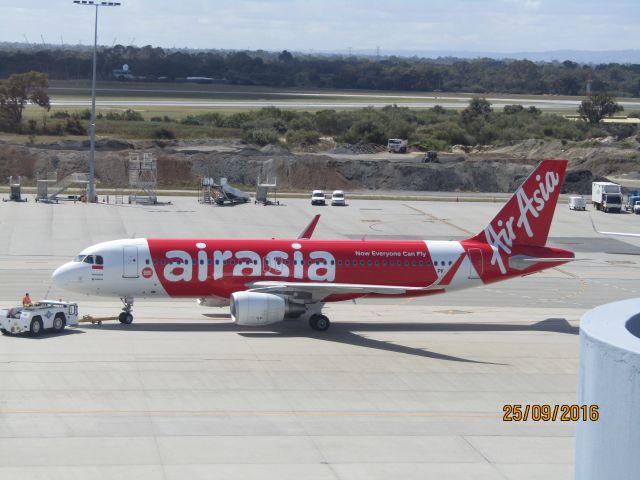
[0,137,638,194]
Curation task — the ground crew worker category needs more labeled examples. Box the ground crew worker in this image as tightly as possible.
[22,293,32,307]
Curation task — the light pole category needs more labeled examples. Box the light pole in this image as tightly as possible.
[73,1,121,203]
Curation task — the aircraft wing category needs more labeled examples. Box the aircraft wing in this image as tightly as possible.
[590,216,640,238]
[247,280,439,300]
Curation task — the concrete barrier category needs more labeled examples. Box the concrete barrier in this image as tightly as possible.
[576,298,640,480]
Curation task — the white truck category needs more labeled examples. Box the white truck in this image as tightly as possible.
[592,182,622,213]
[387,138,408,153]
[0,301,79,336]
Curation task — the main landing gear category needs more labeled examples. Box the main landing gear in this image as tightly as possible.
[309,314,330,332]
[119,297,134,324]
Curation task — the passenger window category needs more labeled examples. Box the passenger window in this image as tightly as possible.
[419,261,424,266]
[412,261,416,266]
[161,260,166,265]
[145,259,150,265]
[367,261,372,266]
[360,261,365,266]
[382,261,387,266]
[448,260,452,266]
[390,261,395,266]
[345,260,350,266]
[404,261,409,266]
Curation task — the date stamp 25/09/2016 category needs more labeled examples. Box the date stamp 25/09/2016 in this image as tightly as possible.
[502,404,599,422]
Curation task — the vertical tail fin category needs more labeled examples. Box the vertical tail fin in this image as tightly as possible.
[468,159,568,247]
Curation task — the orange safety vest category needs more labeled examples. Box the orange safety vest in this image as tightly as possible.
[22,296,31,306]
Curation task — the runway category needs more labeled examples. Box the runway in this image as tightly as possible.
[45,98,640,110]
[42,85,640,111]
[1,194,639,479]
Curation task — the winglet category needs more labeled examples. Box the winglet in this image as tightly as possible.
[298,214,321,239]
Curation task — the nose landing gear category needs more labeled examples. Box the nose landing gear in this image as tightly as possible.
[119,297,134,324]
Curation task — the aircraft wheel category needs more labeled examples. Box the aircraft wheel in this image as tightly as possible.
[309,314,330,332]
[52,313,66,333]
[29,317,43,336]
[119,312,134,324]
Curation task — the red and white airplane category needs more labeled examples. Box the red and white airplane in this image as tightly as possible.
[52,159,574,331]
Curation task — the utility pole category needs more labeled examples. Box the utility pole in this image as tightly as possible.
[73,1,121,203]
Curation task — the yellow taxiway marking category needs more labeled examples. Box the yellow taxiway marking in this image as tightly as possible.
[403,204,474,235]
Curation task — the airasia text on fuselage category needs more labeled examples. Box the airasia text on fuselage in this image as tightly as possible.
[157,247,337,283]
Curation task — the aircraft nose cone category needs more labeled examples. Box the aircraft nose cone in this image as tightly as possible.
[52,263,81,288]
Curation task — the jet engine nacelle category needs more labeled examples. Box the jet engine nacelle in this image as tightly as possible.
[197,296,230,307]
[230,292,304,326]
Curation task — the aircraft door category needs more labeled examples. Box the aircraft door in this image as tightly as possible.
[468,248,483,279]
[123,246,139,278]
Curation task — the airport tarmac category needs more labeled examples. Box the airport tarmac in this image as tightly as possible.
[1,195,639,479]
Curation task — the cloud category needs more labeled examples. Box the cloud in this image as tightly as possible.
[0,0,638,53]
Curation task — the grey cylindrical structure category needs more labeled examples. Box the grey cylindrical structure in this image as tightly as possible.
[576,299,640,480]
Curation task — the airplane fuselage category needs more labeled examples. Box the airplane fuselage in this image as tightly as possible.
[52,237,571,303]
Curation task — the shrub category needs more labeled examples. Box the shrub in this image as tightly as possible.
[152,127,175,139]
[410,138,449,151]
[65,118,86,135]
[51,110,71,119]
[243,128,280,146]
[286,129,320,146]
[181,115,201,125]
[105,109,144,121]
[503,104,525,115]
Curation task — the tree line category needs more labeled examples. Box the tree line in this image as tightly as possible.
[2,45,640,97]
[1,70,628,148]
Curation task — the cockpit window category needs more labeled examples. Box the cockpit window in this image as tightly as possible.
[95,255,103,265]
[83,255,95,265]
[73,255,86,262]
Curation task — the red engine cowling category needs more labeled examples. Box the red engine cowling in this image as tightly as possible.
[230,292,287,326]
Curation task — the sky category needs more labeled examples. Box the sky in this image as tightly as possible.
[1,0,639,54]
